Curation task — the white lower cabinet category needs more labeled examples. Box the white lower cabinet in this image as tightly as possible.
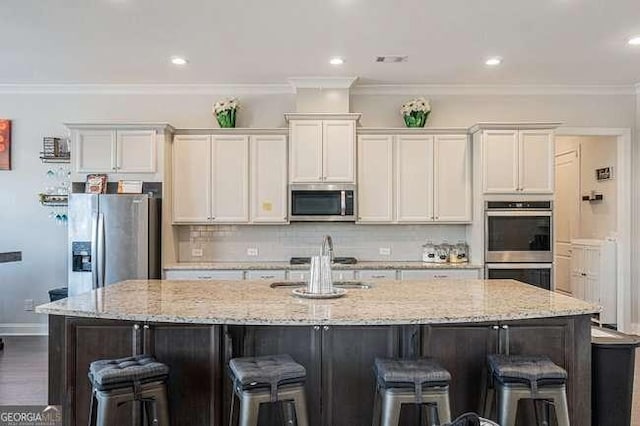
[399,269,480,280]
[356,270,397,280]
[165,270,244,280]
[287,270,310,282]
[245,270,286,280]
[332,270,356,281]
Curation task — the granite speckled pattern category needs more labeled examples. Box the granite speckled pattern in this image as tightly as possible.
[163,261,483,271]
[36,279,599,326]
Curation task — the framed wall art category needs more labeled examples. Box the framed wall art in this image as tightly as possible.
[0,119,11,170]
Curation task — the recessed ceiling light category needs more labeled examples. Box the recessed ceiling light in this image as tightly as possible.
[329,57,344,65]
[485,57,502,66]
[170,57,188,66]
[628,36,640,46]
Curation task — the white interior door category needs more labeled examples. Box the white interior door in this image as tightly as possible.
[554,149,580,294]
[519,130,554,193]
[357,135,394,222]
[250,135,288,223]
[396,135,434,222]
[116,129,157,173]
[289,120,323,182]
[323,120,355,182]
[172,135,211,223]
[212,135,249,223]
[433,135,471,222]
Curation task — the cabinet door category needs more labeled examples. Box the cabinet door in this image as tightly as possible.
[116,129,157,173]
[434,135,471,222]
[73,129,116,173]
[519,130,554,193]
[164,269,244,280]
[250,135,288,223]
[65,319,138,426]
[357,270,397,280]
[323,120,355,182]
[143,324,222,426]
[400,269,480,280]
[290,120,323,182]
[172,135,211,223]
[322,326,401,426]
[482,130,519,193]
[396,135,434,222]
[245,270,287,280]
[357,135,394,222]
[212,135,249,223]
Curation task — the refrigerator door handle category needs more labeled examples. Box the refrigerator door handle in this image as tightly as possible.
[91,212,99,290]
[97,212,106,288]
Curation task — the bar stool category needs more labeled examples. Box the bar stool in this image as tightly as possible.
[372,358,452,426]
[88,354,170,426]
[485,354,570,426]
[228,354,309,426]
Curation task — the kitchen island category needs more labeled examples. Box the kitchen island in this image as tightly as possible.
[37,279,598,426]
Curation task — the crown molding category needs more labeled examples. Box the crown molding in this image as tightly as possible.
[0,83,295,95]
[288,77,358,90]
[351,84,636,96]
[284,113,362,122]
[469,122,563,133]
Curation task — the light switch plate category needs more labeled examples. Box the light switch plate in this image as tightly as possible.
[247,248,259,257]
[379,247,391,256]
[24,299,34,311]
[191,248,204,257]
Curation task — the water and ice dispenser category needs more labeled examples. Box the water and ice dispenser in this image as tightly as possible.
[71,241,92,272]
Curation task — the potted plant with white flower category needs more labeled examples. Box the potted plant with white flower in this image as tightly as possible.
[401,97,431,128]
[213,98,239,128]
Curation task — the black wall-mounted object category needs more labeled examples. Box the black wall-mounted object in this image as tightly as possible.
[0,251,22,263]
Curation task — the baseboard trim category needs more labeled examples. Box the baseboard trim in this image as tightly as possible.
[0,323,48,336]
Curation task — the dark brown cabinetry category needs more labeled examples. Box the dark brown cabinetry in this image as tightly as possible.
[49,316,222,426]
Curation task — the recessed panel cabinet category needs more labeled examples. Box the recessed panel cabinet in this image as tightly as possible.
[357,133,471,223]
[481,129,554,194]
[172,135,211,223]
[250,135,288,223]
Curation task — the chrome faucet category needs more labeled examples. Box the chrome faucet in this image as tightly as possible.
[321,235,334,263]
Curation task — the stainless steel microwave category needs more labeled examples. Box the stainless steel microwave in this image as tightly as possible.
[289,184,356,222]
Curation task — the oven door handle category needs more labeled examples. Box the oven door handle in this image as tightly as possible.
[485,263,553,269]
[486,211,552,217]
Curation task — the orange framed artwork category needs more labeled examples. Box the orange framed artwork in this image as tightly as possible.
[0,119,10,170]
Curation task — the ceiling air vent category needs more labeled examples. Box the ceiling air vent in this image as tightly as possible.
[375,55,408,63]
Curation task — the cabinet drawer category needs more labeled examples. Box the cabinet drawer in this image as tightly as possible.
[332,270,356,281]
[357,270,397,280]
[245,270,287,280]
[164,270,244,280]
[400,269,479,280]
[287,270,310,282]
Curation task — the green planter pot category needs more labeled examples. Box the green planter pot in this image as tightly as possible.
[403,110,430,128]
[216,109,237,128]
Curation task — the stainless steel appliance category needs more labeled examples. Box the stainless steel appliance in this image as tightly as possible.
[289,184,356,222]
[485,263,552,290]
[485,201,553,263]
[68,193,160,296]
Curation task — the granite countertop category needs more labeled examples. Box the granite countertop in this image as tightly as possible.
[163,261,484,271]
[36,279,599,326]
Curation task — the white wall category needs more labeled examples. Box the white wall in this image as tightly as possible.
[0,90,637,331]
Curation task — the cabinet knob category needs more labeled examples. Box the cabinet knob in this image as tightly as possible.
[143,324,149,330]
[133,324,140,330]
[492,325,499,330]
[323,325,330,331]
[313,326,320,331]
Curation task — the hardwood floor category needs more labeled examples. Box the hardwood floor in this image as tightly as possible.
[0,336,639,424]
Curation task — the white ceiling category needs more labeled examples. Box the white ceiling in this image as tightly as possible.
[2,0,640,86]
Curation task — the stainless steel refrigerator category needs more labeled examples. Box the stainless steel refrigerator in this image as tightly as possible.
[68,193,160,296]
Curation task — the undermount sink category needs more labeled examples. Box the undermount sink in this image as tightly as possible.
[270,281,374,289]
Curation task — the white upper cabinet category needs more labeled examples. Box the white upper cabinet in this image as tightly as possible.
[322,120,355,182]
[71,126,162,177]
[211,135,249,223]
[519,130,554,193]
[289,120,323,182]
[480,126,555,194]
[250,135,288,223]
[288,117,356,183]
[357,135,394,223]
[172,135,211,223]
[395,135,434,222]
[433,135,472,222]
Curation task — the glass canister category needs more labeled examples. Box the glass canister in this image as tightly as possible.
[422,241,437,263]
[454,241,469,263]
[435,243,450,263]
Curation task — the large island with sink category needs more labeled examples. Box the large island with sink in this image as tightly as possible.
[37,279,598,426]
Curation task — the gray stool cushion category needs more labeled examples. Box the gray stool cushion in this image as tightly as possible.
[374,358,451,388]
[229,354,306,389]
[89,355,169,391]
[487,354,567,393]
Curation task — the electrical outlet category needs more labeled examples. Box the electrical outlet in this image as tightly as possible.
[247,248,259,257]
[191,248,203,257]
[24,299,34,311]
[379,247,391,256]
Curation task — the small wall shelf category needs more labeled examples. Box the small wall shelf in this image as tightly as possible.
[40,154,70,163]
[39,193,68,207]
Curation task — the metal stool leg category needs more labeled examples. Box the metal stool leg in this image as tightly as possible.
[238,393,261,426]
[291,388,309,426]
[496,384,519,426]
[88,389,98,426]
[95,394,119,426]
[380,391,402,426]
[554,387,570,426]
[372,386,382,426]
[424,402,439,426]
[435,391,451,423]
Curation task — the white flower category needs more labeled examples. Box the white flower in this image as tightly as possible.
[400,97,431,115]
[213,98,239,114]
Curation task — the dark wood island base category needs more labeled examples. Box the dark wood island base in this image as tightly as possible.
[48,315,591,426]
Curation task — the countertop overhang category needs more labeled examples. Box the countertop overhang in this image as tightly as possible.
[163,261,483,271]
[36,279,599,326]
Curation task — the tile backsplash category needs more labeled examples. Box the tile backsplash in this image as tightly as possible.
[178,223,467,262]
